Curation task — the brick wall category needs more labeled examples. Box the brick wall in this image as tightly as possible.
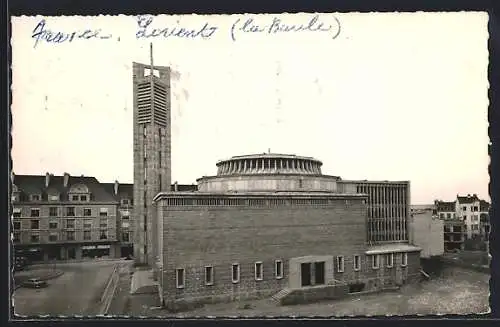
[159,199,368,303]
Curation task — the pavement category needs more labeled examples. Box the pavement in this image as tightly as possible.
[134,266,489,317]
[12,259,123,317]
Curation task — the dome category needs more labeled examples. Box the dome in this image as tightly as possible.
[197,153,339,193]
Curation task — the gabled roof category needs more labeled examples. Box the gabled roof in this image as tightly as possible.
[100,182,134,200]
[12,174,117,202]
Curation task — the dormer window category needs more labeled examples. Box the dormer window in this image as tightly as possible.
[31,194,41,201]
[80,195,87,201]
[49,195,59,201]
[72,195,79,201]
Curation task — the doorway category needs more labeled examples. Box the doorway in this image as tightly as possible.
[301,263,312,286]
[314,262,325,285]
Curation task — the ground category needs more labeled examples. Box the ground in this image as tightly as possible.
[123,266,489,317]
[13,259,121,317]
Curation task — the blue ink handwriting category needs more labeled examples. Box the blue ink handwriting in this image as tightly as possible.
[31,19,113,48]
[231,14,341,41]
[135,15,217,40]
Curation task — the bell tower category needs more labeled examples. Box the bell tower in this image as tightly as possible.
[132,43,171,265]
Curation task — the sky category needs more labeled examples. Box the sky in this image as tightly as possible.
[11,12,489,204]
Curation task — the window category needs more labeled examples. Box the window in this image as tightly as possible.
[31,194,40,201]
[13,221,20,230]
[80,195,87,201]
[99,208,108,217]
[83,219,92,229]
[49,233,58,242]
[72,195,79,201]
[372,254,380,269]
[30,219,39,230]
[49,195,59,201]
[83,230,91,240]
[205,266,214,285]
[65,219,75,229]
[232,263,240,283]
[84,208,92,216]
[121,199,130,206]
[100,230,108,240]
[122,232,129,242]
[446,213,451,219]
[13,208,21,218]
[473,215,479,222]
[122,221,130,228]
[66,207,75,216]
[49,221,58,229]
[440,213,444,219]
[353,255,361,271]
[337,256,345,273]
[30,233,40,243]
[463,216,467,221]
[386,253,394,268]
[463,206,467,211]
[66,231,75,241]
[275,260,283,279]
[473,206,479,212]
[176,268,185,289]
[401,253,408,267]
[100,218,108,228]
[30,208,40,217]
[49,207,58,216]
[255,262,263,281]
[13,232,20,243]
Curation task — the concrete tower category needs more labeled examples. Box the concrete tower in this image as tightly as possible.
[132,44,171,265]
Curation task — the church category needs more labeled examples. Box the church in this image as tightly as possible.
[132,48,421,310]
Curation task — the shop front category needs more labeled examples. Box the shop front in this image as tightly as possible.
[81,244,111,259]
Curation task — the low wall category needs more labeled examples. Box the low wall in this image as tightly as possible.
[98,264,121,315]
[281,284,349,306]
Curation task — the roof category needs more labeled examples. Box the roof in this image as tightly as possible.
[13,174,117,202]
[480,200,490,211]
[216,153,323,165]
[365,243,421,255]
[100,182,134,200]
[435,200,455,212]
[154,191,368,202]
[457,194,480,204]
[171,184,198,192]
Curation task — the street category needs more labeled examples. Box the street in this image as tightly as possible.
[13,260,121,317]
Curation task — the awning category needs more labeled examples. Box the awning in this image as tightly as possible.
[365,243,421,255]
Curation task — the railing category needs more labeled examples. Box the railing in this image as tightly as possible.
[98,264,120,315]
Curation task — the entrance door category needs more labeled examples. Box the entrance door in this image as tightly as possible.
[314,261,325,285]
[68,247,76,260]
[301,263,312,286]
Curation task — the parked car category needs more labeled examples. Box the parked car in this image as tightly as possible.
[22,278,48,289]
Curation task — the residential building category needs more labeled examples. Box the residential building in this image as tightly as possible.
[11,173,121,261]
[409,204,444,258]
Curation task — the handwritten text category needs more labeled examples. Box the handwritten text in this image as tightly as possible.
[135,15,218,40]
[230,14,341,41]
[31,19,113,48]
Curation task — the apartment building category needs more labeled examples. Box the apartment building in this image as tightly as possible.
[11,173,128,262]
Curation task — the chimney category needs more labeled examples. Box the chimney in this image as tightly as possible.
[45,172,50,188]
[174,181,178,192]
[114,180,119,195]
[63,172,70,187]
